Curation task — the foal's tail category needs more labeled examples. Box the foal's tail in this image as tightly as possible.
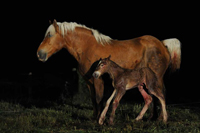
[162,38,181,72]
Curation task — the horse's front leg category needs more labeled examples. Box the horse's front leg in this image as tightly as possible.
[109,88,126,125]
[94,77,104,119]
[87,83,98,120]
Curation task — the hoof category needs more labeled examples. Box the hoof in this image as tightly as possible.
[135,119,143,122]
[163,118,167,124]
[108,119,114,125]
[108,121,114,125]
[135,116,142,121]
[98,117,105,125]
[99,120,103,125]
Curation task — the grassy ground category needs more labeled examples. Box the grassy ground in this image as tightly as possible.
[0,73,200,132]
[0,96,200,133]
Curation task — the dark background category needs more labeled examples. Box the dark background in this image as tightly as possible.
[0,2,198,105]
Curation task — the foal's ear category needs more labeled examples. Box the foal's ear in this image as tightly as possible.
[53,19,59,32]
[49,20,52,25]
[108,55,111,60]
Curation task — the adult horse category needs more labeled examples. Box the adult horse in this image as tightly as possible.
[37,20,181,121]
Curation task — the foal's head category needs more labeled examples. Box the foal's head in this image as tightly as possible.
[93,55,111,79]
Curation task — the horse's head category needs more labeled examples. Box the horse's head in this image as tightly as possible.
[93,55,111,79]
[37,19,65,62]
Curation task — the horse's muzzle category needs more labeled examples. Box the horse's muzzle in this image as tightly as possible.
[37,50,47,62]
[93,71,100,79]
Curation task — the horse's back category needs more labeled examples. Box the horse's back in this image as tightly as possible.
[113,35,159,46]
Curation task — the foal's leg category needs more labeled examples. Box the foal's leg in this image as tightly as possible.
[136,85,153,121]
[99,89,116,125]
[109,88,126,125]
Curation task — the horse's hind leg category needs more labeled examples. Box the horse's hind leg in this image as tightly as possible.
[136,85,153,121]
[150,89,167,123]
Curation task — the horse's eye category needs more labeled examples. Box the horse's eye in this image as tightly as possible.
[48,33,52,38]
[100,64,104,67]
[47,32,52,38]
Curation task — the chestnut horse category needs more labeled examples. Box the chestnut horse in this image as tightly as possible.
[93,56,167,125]
[37,20,181,120]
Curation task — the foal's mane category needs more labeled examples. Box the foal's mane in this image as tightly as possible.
[45,21,112,45]
[109,60,123,69]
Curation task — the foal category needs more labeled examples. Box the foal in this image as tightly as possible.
[93,56,167,125]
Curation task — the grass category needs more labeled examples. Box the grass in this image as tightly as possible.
[0,98,200,133]
[0,73,200,132]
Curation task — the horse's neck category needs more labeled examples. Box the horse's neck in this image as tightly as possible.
[62,27,102,75]
[63,27,97,62]
[108,62,125,81]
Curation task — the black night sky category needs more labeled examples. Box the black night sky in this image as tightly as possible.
[1,2,199,103]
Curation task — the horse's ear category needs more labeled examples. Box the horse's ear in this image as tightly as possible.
[49,20,52,25]
[98,58,102,61]
[108,55,111,60]
[53,19,59,32]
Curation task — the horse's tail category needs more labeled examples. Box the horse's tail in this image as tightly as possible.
[162,38,181,72]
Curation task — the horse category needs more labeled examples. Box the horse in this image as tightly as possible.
[37,19,181,120]
[93,56,167,125]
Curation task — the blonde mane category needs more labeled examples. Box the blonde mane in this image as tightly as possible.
[45,21,112,45]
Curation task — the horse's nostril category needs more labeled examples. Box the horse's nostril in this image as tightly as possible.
[37,50,47,62]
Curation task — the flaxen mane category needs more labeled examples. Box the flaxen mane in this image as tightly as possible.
[45,22,112,45]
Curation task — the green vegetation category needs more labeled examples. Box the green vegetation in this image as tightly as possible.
[0,98,200,132]
[0,73,200,132]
